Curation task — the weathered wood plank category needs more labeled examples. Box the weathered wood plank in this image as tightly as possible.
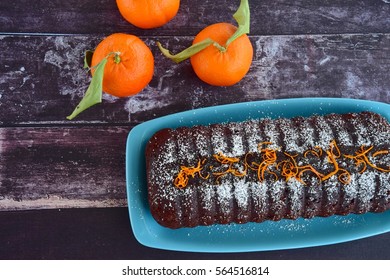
[1,0,390,36]
[1,207,390,259]
[0,126,129,210]
[0,33,389,125]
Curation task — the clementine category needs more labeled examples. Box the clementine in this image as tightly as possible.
[91,33,154,97]
[190,23,253,86]
[157,0,252,86]
[67,33,154,120]
[116,0,180,29]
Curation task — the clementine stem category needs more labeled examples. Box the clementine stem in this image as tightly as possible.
[226,0,250,48]
[113,52,121,64]
[157,39,214,63]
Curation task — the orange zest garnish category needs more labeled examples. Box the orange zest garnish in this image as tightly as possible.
[277,152,324,184]
[212,152,247,184]
[304,146,323,158]
[298,166,325,183]
[173,159,209,188]
[277,153,300,182]
[320,140,351,182]
[246,142,278,182]
[172,139,388,189]
[373,150,389,157]
[338,170,352,185]
[344,145,390,173]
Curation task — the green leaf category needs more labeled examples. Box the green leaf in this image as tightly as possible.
[66,57,107,120]
[226,0,250,47]
[157,39,215,63]
[84,50,94,69]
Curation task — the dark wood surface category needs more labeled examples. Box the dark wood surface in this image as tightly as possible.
[2,207,390,260]
[0,0,389,259]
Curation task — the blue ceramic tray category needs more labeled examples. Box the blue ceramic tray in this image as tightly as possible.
[126,98,390,252]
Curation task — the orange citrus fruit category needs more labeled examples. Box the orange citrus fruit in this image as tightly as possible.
[116,0,180,29]
[190,22,253,86]
[91,33,154,97]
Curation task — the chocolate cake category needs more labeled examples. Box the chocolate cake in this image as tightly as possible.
[145,112,390,229]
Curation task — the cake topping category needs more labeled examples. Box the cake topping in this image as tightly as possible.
[344,145,390,173]
[212,153,247,184]
[173,159,209,189]
[173,139,389,189]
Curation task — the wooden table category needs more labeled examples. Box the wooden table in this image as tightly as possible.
[0,0,389,259]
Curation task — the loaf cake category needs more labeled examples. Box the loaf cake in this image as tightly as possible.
[145,111,390,229]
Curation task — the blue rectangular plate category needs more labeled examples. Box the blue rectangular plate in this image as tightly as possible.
[126,98,390,252]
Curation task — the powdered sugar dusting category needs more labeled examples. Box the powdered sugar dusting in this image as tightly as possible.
[243,120,263,153]
[278,118,301,152]
[355,172,376,213]
[297,117,315,149]
[233,178,249,209]
[228,123,245,157]
[315,116,334,148]
[147,112,390,228]
[360,112,389,145]
[211,125,227,155]
[176,129,195,162]
[326,114,353,146]
[250,181,268,214]
[193,128,210,157]
[156,137,176,165]
[322,176,340,212]
[286,178,304,216]
[269,180,287,216]
[352,117,372,146]
[216,181,233,215]
[263,119,280,149]
[378,172,390,207]
[199,185,214,212]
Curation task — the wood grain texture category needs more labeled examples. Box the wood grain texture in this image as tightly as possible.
[1,207,390,259]
[0,0,389,211]
[0,33,389,126]
[0,126,129,210]
[1,0,390,36]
